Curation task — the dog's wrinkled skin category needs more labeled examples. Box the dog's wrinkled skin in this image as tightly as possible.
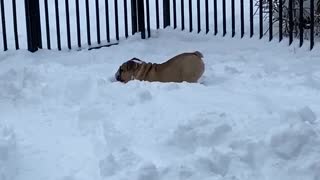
[115,51,205,83]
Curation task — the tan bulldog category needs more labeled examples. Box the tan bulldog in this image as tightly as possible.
[115,51,205,83]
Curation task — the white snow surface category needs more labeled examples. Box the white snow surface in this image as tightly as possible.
[1,30,320,180]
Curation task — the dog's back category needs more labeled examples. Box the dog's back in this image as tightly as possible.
[157,51,205,83]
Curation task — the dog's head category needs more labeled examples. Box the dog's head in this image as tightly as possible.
[115,58,144,83]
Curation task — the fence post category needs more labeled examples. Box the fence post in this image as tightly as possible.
[310,0,314,50]
[163,0,170,28]
[0,0,8,51]
[25,0,42,52]
[131,0,138,34]
[136,0,146,39]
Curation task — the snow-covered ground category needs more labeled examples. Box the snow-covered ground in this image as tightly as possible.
[1,0,320,179]
[1,29,320,180]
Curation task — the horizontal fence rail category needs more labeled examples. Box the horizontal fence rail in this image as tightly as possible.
[0,0,319,52]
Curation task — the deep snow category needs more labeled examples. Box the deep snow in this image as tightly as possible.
[0,29,320,180]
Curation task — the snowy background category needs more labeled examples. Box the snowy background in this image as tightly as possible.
[1,0,320,180]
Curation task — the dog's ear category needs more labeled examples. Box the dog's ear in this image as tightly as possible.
[130,58,143,64]
[126,60,139,71]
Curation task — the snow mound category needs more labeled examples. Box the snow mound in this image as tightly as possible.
[158,111,320,180]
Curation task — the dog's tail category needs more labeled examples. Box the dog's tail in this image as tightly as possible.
[193,51,203,58]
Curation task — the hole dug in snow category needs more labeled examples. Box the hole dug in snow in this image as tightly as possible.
[270,126,315,160]
[167,119,232,153]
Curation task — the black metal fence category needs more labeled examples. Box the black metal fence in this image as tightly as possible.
[0,0,319,52]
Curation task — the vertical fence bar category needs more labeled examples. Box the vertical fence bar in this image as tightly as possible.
[163,0,170,28]
[25,0,41,52]
[231,0,235,37]
[259,0,263,39]
[197,0,201,33]
[214,0,217,35]
[310,0,314,50]
[269,0,273,41]
[115,0,119,41]
[156,0,160,29]
[85,0,91,46]
[131,0,137,34]
[205,0,209,34]
[45,0,51,49]
[65,0,71,49]
[240,0,244,38]
[299,0,303,47]
[124,0,129,38]
[181,0,185,30]
[146,0,151,37]
[189,0,193,32]
[95,0,101,44]
[173,0,177,29]
[105,0,110,42]
[25,0,31,51]
[0,0,7,51]
[222,0,226,36]
[55,0,61,50]
[279,0,283,42]
[12,0,19,49]
[137,0,145,39]
[288,0,293,45]
[250,0,253,37]
[75,0,81,47]
[35,0,42,49]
